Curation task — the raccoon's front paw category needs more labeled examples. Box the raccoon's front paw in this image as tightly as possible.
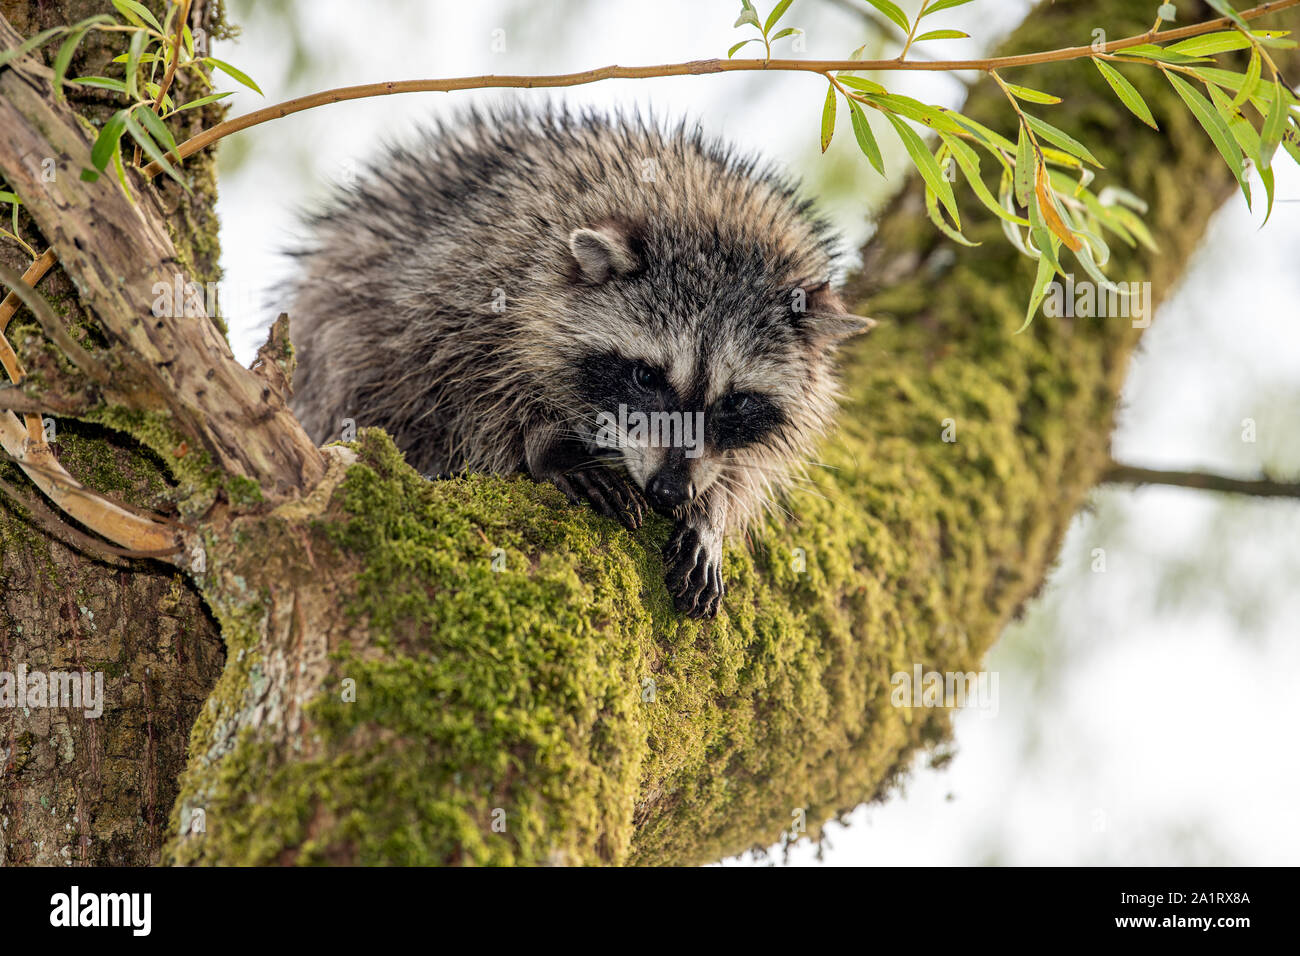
[552,465,647,532]
[664,524,724,619]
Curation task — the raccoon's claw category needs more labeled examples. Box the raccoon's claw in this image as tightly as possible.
[664,524,724,619]
[553,466,647,531]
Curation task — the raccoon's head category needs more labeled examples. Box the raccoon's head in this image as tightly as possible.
[559,218,873,527]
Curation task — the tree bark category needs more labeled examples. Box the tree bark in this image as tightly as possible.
[0,0,229,865]
[0,0,1293,866]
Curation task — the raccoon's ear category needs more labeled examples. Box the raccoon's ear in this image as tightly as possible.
[569,225,638,283]
[795,284,877,346]
[806,312,877,342]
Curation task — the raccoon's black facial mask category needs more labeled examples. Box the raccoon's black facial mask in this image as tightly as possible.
[575,350,786,451]
[575,352,679,416]
[708,391,786,450]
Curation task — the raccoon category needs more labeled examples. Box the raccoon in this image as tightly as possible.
[287,105,872,618]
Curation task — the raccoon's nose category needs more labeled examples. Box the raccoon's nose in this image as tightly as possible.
[647,471,696,509]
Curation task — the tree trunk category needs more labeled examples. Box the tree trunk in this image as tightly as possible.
[0,0,1291,866]
[0,0,229,866]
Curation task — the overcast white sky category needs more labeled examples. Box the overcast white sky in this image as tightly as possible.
[213,1,1300,866]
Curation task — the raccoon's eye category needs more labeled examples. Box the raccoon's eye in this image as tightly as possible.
[710,391,785,450]
[720,393,754,416]
[631,362,661,391]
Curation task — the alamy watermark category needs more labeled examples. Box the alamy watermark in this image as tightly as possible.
[1042,273,1152,328]
[0,664,105,718]
[890,665,999,718]
[594,404,705,458]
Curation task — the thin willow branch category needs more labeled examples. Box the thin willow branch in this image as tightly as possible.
[141,0,1300,178]
[1103,462,1300,499]
[0,246,56,335]
[134,0,192,166]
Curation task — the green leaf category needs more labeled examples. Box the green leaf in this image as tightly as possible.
[1257,34,1298,50]
[69,75,128,92]
[204,56,263,95]
[864,0,911,35]
[1167,31,1254,56]
[728,38,758,57]
[111,51,161,65]
[0,25,64,70]
[52,16,114,102]
[168,90,233,115]
[862,92,966,134]
[1026,195,1063,276]
[142,81,175,114]
[837,75,887,95]
[1107,204,1158,251]
[1231,48,1261,108]
[913,29,969,43]
[1004,83,1061,104]
[1165,71,1250,205]
[1205,85,1268,218]
[1194,66,1300,112]
[1024,114,1102,167]
[0,191,20,204]
[925,178,979,246]
[90,108,130,172]
[1014,123,1034,208]
[764,0,794,33]
[135,104,178,157]
[848,99,885,175]
[1015,251,1056,334]
[1070,230,1124,297]
[1114,43,1211,64]
[951,114,1018,155]
[111,0,163,32]
[733,1,761,30]
[770,27,802,42]
[820,83,837,153]
[920,0,974,17]
[885,112,959,226]
[1205,0,1249,32]
[1092,58,1158,130]
[1283,119,1300,167]
[124,28,146,100]
[1258,162,1276,226]
[940,132,1029,225]
[182,25,195,59]
[1260,78,1288,170]
[111,138,135,205]
[124,111,188,190]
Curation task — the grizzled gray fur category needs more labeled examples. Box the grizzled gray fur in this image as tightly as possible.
[286,105,872,618]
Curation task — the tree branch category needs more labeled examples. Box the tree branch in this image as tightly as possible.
[1103,462,1300,498]
[0,12,325,504]
[137,0,1299,178]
